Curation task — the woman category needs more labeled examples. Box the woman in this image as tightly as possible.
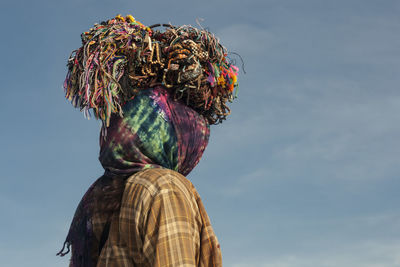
[58,15,239,266]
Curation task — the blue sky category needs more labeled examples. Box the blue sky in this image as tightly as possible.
[1,0,400,266]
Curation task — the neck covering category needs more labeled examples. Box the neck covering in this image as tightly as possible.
[58,86,210,266]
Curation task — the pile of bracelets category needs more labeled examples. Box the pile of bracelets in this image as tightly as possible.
[64,14,239,126]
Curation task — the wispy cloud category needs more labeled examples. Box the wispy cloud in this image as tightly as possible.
[226,211,400,267]
[231,240,400,267]
[208,76,400,184]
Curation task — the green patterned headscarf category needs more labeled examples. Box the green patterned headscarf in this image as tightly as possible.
[99,85,210,176]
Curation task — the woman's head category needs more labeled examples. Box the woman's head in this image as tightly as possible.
[99,86,210,177]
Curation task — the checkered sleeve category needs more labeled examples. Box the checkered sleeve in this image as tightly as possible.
[142,186,200,266]
[119,169,221,267]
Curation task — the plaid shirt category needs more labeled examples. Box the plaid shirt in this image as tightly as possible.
[91,168,222,267]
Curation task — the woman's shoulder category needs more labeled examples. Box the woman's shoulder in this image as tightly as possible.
[125,168,196,197]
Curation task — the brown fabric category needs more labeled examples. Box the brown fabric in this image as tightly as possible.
[89,168,222,267]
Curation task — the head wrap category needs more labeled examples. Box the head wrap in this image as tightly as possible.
[100,86,210,176]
